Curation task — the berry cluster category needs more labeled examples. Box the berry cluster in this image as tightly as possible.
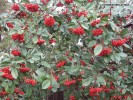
[48,85,52,90]
[6,22,14,28]
[63,79,76,87]
[25,4,39,12]
[100,12,110,18]
[54,76,59,81]
[89,87,103,96]
[56,60,67,68]
[65,0,74,4]
[37,38,45,45]
[111,39,127,47]
[41,0,49,5]
[99,47,112,56]
[69,95,76,100]
[49,39,56,44]
[88,0,93,2]
[0,67,14,80]
[14,87,25,95]
[19,67,30,73]
[92,28,103,36]
[11,33,25,42]
[11,49,21,56]
[77,11,88,17]
[24,78,37,86]
[112,95,122,100]
[44,16,55,27]
[72,27,85,35]
[16,11,27,18]
[0,90,7,97]
[56,2,64,7]
[80,60,86,66]
[11,4,20,11]
[90,19,101,26]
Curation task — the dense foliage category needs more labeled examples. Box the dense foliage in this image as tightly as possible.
[0,0,133,100]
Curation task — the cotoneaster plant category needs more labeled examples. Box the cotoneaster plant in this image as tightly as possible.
[0,0,133,100]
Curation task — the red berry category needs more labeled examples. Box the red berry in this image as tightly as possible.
[11,33,19,41]
[65,0,74,4]
[41,0,49,5]
[90,19,101,26]
[92,28,103,36]
[56,60,67,68]
[37,38,45,45]
[11,49,21,56]
[69,95,76,100]
[72,27,85,35]
[44,16,55,27]
[6,22,14,28]
[111,39,127,47]
[12,4,20,11]
[19,67,30,73]
[24,79,37,86]
[99,47,112,56]
[49,39,56,44]
[77,11,88,17]
[26,4,39,12]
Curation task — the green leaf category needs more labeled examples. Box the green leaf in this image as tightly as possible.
[51,77,59,92]
[11,67,18,79]
[9,83,15,93]
[86,2,95,10]
[41,61,51,68]
[67,66,79,75]
[42,80,51,89]
[32,36,38,44]
[82,77,93,86]
[123,44,130,49]
[26,85,32,97]
[109,21,120,32]
[13,57,25,63]
[94,45,103,56]
[97,77,106,85]
[88,40,96,47]
[81,23,89,29]
[119,53,127,57]
[21,48,27,56]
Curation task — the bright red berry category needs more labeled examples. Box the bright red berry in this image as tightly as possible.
[24,79,37,86]
[99,47,112,56]
[41,0,49,5]
[44,16,55,27]
[65,0,74,4]
[69,95,76,100]
[49,39,56,44]
[89,87,103,96]
[19,67,30,73]
[16,11,27,18]
[80,60,86,66]
[12,4,20,11]
[72,27,85,35]
[90,19,101,26]
[92,28,103,36]
[111,39,127,47]
[37,38,45,45]
[6,22,14,28]
[88,0,93,3]
[2,73,14,80]
[11,49,21,56]
[77,11,88,17]
[56,60,67,68]
[11,33,19,41]
[56,2,64,7]
[26,4,39,12]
